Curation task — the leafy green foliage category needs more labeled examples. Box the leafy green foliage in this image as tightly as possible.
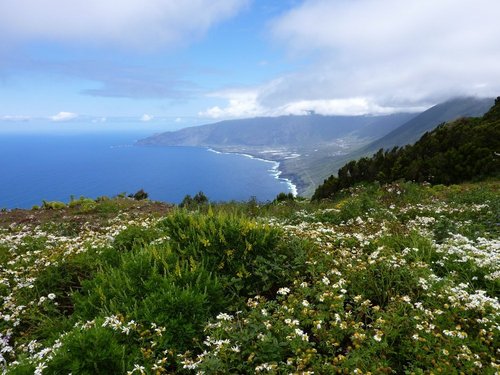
[274,192,295,202]
[68,196,98,211]
[112,226,159,252]
[73,248,225,352]
[158,210,304,298]
[128,189,148,200]
[179,191,209,209]
[41,200,66,209]
[46,325,134,374]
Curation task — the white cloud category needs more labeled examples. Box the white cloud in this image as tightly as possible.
[92,117,107,123]
[1,115,31,121]
[261,0,500,109]
[0,0,248,48]
[50,112,78,121]
[276,98,426,116]
[198,87,426,120]
[198,89,264,119]
[140,114,154,122]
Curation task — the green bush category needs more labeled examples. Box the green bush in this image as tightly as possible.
[112,226,159,252]
[73,246,225,352]
[180,191,209,209]
[68,196,97,212]
[159,210,304,297]
[45,325,134,374]
[129,189,148,200]
[274,192,295,202]
[41,200,66,210]
[11,250,100,344]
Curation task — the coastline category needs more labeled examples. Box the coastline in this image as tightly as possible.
[207,148,298,197]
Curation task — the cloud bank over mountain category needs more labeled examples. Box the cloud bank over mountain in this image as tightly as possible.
[200,0,500,118]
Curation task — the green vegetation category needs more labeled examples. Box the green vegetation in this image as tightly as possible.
[313,97,500,200]
[179,191,209,209]
[0,180,498,374]
[274,192,295,203]
[41,200,66,210]
[128,189,149,201]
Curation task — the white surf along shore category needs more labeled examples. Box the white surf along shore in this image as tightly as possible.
[207,148,298,197]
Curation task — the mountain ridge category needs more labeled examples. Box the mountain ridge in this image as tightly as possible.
[138,113,416,149]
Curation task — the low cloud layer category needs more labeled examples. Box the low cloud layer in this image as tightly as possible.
[1,115,31,121]
[0,0,248,48]
[50,112,78,121]
[140,114,154,122]
[199,87,427,119]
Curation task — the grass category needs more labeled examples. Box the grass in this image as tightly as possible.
[0,181,498,374]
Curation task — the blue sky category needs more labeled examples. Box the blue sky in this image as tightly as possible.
[1,0,499,132]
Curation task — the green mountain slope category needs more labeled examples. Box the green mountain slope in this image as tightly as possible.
[312,97,500,200]
[360,96,494,155]
[300,96,495,196]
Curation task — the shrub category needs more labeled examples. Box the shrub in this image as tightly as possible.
[41,200,66,210]
[45,325,134,374]
[112,226,159,252]
[68,196,97,212]
[275,192,295,202]
[129,189,148,200]
[180,191,209,209]
[73,246,226,352]
[159,210,304,297]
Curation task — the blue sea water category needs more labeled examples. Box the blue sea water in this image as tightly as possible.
[0,133,294,209]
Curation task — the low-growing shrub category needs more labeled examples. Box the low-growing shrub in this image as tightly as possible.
[41,200,66,210]
[159,210,305,297]
[129,189,148,201]
[179,191,209,209]
[45,325,135,374]
[274,192,295,203]
[74,245,224,353]
[112,226,159,252]
[68,196,97,212]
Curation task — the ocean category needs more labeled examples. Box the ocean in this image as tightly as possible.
[0,132,295,209]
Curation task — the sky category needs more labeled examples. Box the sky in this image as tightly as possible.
[1,0,499,132]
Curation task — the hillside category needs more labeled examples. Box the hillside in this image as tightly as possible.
[296,96,495,196]
[313,97,500,200]
[359,96,495,156]
[0,181,498,373]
